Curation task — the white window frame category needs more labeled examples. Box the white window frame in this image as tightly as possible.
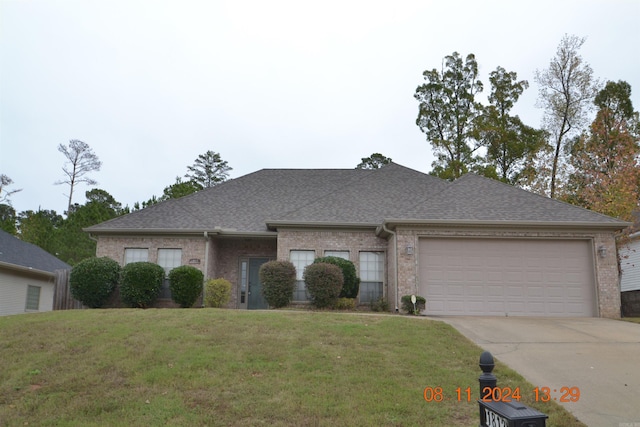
[25,285,41,311]
[124,248,149,265]
[157,248,183,277]
[359,251,384,303]
[290,250,315,302]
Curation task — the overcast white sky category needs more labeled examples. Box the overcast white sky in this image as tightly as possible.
[1,0,639,215]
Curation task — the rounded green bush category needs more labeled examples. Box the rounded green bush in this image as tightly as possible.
[120,262,165,308]
[259,260,296,308]
[169,265,204,308]
[204,278,232,308]
[303,263,343,308]
[313,256,360,298]
[69,257,120,308]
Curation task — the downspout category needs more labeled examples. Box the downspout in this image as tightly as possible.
[202,231,210,308]
[381,222,399,313]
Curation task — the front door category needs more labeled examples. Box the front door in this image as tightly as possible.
[248,258,270,309]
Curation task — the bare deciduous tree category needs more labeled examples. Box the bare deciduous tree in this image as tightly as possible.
[55,140,102,214]
[0,174,22,204]
[534,34,600,198]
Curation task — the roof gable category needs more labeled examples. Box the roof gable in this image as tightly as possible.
[0,230,70,272]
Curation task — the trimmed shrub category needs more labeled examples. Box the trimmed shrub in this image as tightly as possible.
[303,263,343,308]
[371,297,390,312]
[120,262,165,308]
[204,278,232,308]
[69,257,120,308]
[259,260,296,308]
[335,297,356,310]
[169,265,204,308]
[313,256,360,298]
[401,295,426,315]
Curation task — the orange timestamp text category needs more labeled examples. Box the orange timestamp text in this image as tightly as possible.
[423,386,581,403]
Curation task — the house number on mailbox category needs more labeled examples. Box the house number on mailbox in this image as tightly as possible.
[484,408,508,427]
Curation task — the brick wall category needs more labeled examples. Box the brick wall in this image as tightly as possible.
[276,229,390,305]
[210,238,277,308]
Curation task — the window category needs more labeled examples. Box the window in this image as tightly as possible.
[158,249,183,276]
[359,252,384,303]
[124,248,148,264]
[158,249,182,298]
[239,259,248,306]
[324,250,349,260]
[290,250,315,301]
[25,285,41,311]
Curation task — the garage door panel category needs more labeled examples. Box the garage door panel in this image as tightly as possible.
[419,238,596,317]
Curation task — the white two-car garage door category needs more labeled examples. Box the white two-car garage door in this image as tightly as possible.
[418,238,596,317]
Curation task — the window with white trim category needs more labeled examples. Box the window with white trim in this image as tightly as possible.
[324,250,349,260]
[158,249,183,277]
[25,285,41,311]
[124,248,149,264]
[359,251,384,303]
[290,250,315,301]
[158,249,183,298]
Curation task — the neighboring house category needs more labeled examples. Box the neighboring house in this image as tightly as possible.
[85,163,629,318]
[0,229,70,316]
[619,232,640,316]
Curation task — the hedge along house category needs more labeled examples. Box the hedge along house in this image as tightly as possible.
[85,163,628,317]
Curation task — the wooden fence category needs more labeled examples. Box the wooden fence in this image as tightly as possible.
[53,269,84,310]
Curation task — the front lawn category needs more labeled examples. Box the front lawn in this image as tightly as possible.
[0,309,585,426]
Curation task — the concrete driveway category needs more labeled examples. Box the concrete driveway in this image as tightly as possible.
[433,317,640,427]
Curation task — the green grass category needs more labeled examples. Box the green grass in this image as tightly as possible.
[0,309,585,426]
[621,317,640,323]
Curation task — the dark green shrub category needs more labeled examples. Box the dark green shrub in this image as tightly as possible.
[303,263,343,308]
[120,262,165,308]
[371,297,390,312]
[204,278,232,308]
[313,256,360,298]
[335,297,356,310]
[259,260,296,308]
[169,265,204,308]
[69,257,120,308]
[401,295,426,315]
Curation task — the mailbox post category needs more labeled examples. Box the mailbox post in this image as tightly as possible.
[478,351,548,427]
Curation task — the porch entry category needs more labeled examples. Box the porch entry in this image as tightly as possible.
[242,257,270,309]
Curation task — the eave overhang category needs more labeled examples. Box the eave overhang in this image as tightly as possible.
[0,261,56,278]
[83,227,277,238]
[265,220,379,231]
[376,218,632,237]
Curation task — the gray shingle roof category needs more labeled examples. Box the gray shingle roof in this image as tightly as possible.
[402,173,625,224]
[0,230,70,273]
[86,163,628,234]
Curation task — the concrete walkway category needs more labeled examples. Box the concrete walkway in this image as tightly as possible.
[433,317,640,427]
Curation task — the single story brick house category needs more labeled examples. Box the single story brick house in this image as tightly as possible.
[0,229,70,316]
[86,163,628,317]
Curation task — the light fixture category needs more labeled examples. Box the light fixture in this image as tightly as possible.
[406,245,414,255]
[597,245,607,258]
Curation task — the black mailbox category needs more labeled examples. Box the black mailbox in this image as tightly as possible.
[479,399,548,427]
[478,351,548,427]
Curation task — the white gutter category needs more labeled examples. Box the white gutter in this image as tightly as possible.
[381,223,399,313]
[202,231,210,308]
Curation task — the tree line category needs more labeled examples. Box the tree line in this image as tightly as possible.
[0,148,232,265]
[1,33,637,265]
